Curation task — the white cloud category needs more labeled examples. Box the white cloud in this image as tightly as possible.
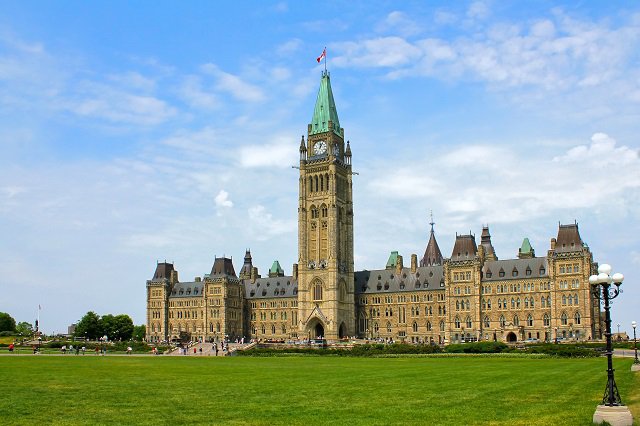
[276,38,303,56]
[247,205,296,240]
[178,75,219,109]
[238,138,298,168]
[70,83,176,125]
[377,11,422,37]
[367,133,640,225]
[215,190,233,208]
[467,1,490,20]
[201,64,265,103]
[333,37,422,68]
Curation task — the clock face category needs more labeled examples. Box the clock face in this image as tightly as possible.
[314,140,327,155]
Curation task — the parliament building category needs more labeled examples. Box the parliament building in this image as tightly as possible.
[146,72,602,345]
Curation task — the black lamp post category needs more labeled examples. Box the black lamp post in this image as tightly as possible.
[589,264,624,406]
[632,321,639,365]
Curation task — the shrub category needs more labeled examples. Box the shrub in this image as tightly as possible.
[445,341,510,354]
[524,343,599,358]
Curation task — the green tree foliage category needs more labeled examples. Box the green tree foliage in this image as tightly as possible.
[0,312,16,332]
[132,325,146,341]
[74,311,102,340]
[74,312,135,341]
[15,321,34,336]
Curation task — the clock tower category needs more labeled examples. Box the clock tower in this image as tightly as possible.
[297,71,355,340]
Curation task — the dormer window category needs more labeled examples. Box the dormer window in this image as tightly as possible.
[525,267,532,276]
[540,267,546,275]
[499,269,505,277]
[486,270,492,278]
[512,269,518,277]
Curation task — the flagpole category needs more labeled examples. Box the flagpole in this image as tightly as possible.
[324,46,327,73]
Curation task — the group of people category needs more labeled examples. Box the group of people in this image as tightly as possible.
[60,344,87,355]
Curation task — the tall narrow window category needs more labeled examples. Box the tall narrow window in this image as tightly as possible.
[313,283,323,301]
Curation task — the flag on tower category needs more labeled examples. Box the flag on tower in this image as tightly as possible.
[316,48,326,63]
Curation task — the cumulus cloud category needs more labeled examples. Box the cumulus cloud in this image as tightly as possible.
[377,11,423,37]
[238,138,298,168]
[70,83,176,125]
[335,11,640,99]
[215,190,233,208]
[367,133,640,225]
[201,64,265,103]
[247,205,296,240]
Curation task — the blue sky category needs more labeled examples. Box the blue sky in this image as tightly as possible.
[1,1,639,335]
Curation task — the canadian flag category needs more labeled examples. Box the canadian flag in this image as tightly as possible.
[317,48,326,63]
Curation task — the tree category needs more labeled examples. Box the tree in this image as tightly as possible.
[113,314,134,341]
[15,321,34,336]
[74,311,102,340]
[99,314,116,340]
[0,312,16,332]
[132,325,146,341]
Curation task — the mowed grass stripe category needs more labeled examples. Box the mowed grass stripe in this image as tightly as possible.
[0,356,637,425]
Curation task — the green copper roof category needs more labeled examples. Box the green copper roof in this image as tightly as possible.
[309,71,341,136]
[269,260,284,275]
[386,251,399,269]
[520,238,533,254]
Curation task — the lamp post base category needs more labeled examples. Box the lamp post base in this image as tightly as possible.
[593,405,633,426]
[631,363,640,372]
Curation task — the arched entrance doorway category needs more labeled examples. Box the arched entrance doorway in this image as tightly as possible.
[315,323,324,338]
[506,332,517,343]
[339,322,346,339]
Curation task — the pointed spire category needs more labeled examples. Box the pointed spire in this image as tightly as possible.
[420,213,443,267]
[309,71,341,137]
[345,140,351,156]
[299,135,306,152]
[480,225,498,261]
[518,238,535,259]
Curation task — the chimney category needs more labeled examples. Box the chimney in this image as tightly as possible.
[195,277,201,282]
[170,270,178,284]
[550,238,556,250]
[411,254,417,273]
[396,255,403,274]
[293,263,298,280]
[251,267,259,283]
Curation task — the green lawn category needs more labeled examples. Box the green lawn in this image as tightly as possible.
[0,355,638,425]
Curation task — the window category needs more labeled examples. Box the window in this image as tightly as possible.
[543,313,550,327]
[561,312,568,325]
[499,315,506,328]
[386,322,392,333]
[466,316,472,328]
[313,283,323,301]
[412,322,418,333]
[574,312,581,325]
[427,321,432,331]
[484,316,490,328]
[527,314,533,327]
[455,317,461,328]
[440,320,445,331]
[513,315,519,327]
[499,269,505,277]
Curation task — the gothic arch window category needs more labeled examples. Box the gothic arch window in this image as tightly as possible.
[574,312,581,325]
[484,316,490,328]
[209,323,213,332]
[499,315,506,328]
[412,321,418,333]
[543,313,550,326]
[465,316,472,328]
[527,314,533,327]
[320,174,324,191]
[373,322,379,333]
[440,320,445,331]
[465,300,470,310]
[454,316,461,328]
[325,173,329,191]
[427,321,432,331]
[513,315,519,327]
[216,322,221,332]
[561,312,568,325]
[386,322,392,333]
[271,324,276,334]
[313,282,323,301]
[314,175,319,192]
[308,176,313,192]
[321,204,328,217]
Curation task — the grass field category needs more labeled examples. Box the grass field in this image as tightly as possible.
[0,355,638,425]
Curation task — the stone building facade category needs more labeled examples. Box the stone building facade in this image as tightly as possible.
[146,72,602,344]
